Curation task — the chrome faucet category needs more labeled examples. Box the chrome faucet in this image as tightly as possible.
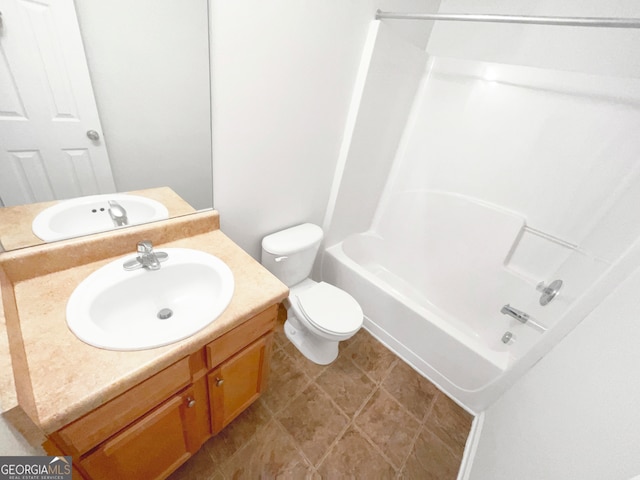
[108,200,128,227]
[500,304,530,323]
[123,240,168,271]
[501,304,548,332]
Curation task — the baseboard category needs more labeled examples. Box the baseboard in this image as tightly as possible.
[457,411,484,480]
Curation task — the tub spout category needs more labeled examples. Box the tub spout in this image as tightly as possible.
[501,304,530,323]
[501,304,547,332]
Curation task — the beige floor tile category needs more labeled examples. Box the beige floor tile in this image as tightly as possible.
[424,392,474,456]
[166,446,219,480]
[382,359,440,421]
[315,354,376,417]
[261,348,311,415]
[355,388,420,468]
[219,419,315,479]
[317,425,396,479]
[402,428,461,480]
[276,383,350,466]
[344,330,398,383]
[204,399,272,464]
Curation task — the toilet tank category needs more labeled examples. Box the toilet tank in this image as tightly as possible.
[261,223,323,287]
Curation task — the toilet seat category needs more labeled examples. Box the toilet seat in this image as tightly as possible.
[295,282,362,336]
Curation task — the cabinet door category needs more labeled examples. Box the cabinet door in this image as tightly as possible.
[80,387,199,480]
[55,357,191,456]
[209,333,272,434]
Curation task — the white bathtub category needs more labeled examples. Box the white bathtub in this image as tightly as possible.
[322,191,565,413]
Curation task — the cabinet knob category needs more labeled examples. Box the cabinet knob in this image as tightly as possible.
[215,377,224,387]
[186,397,196,408]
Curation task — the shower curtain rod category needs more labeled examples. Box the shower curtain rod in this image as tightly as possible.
[375,10,640,29]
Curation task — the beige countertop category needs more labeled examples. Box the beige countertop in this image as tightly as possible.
[0,186,196,252]
[0,186,196,414]
[0,211,288,435]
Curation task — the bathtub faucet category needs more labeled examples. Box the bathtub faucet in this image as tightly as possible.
[500,304,530,323]
[501,304,547,332]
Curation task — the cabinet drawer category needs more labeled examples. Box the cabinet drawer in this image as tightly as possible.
[206,305,277,369]
[55,357,191,456]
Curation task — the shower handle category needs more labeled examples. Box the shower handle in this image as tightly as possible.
[537,279,563,306]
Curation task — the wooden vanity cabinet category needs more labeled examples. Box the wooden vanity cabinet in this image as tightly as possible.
[208,333,272,434]
[80,382,206,480]
[53,358,193,457]
[44,305,278,480]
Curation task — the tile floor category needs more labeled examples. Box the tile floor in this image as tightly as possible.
[169,325,473,479]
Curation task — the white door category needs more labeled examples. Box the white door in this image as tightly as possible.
[0,0,116,207]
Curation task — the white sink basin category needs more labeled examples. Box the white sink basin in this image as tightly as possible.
[66,248,234,351]
[32,193,169,242]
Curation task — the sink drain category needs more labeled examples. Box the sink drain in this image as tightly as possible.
[157,308,173,320]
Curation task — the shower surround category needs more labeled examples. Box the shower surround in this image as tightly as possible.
[323,22,640,413]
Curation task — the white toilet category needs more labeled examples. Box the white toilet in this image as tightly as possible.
[261,223,363,365]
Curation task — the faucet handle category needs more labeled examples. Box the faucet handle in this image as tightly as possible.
[137,240,153,253]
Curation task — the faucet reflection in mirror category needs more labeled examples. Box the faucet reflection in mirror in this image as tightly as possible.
[108,201,128,227]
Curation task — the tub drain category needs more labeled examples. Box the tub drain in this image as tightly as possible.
[157,308,173,320]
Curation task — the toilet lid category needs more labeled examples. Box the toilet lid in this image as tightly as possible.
[296,282,363,335]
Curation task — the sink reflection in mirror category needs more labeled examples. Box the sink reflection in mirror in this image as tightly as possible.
[31,194,169,242]
[0,0,212,251]
[66,248,234,351]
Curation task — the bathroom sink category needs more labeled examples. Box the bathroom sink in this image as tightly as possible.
[66,248,234,350]
[32,193,169,242]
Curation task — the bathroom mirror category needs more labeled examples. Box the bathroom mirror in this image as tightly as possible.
[0,0,212,251]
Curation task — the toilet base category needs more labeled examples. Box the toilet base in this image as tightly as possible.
[284,316,339,365]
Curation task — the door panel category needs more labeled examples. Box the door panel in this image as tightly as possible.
[0,0,115,206]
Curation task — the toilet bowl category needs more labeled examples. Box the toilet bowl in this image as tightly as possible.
[261,223,364,365]
[284,279,363,364]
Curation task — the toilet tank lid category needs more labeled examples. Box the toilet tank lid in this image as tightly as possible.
[262,223,323,255]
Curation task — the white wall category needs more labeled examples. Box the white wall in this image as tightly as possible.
[468,262,640,480]
[75,0,213,210]
[210,0,439,259]
[428,0,640,78]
